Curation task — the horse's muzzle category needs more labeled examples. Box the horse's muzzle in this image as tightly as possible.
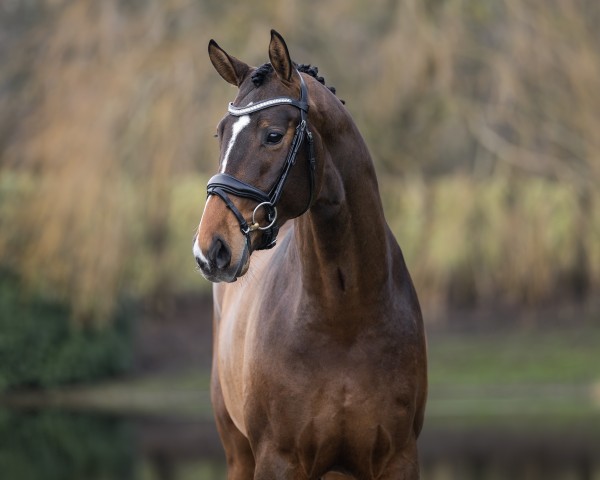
[193,234,248,283]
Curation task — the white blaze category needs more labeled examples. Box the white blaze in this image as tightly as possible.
[193,196,214,266]
[220,115,250,173]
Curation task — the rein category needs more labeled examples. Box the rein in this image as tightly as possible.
[206,73,316,252]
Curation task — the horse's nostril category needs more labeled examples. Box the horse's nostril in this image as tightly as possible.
[195,256,203,268]
[209,238,231,270]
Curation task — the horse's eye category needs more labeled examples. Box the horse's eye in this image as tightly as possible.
[266,131,284,145]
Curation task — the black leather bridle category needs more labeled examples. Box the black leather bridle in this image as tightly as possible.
[206,73,316,252]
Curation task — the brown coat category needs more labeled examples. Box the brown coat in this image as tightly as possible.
[194,30,427,479]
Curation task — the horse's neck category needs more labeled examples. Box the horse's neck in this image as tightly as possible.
[295,124,391,314]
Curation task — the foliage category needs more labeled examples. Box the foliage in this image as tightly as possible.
[0,272,132,391]
[381,175,600,310]
[0,409,134,480]
[0,0,599,324]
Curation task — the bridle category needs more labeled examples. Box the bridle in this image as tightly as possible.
[206,72,316,252]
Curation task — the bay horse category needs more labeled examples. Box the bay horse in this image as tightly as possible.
[193,30,427,479]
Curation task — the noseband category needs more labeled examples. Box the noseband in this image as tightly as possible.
[206,73,316,251]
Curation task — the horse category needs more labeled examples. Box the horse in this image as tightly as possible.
[193,30,427,480]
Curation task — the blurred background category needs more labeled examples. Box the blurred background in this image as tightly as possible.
[0,0,599,478]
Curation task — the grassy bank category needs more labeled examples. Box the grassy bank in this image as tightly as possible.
[3,319,599,423]
[427,324,600,422]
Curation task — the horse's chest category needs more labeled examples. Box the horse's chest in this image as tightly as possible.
[246,328,415,426]
[217,291,418,444]
[236,332,415,473]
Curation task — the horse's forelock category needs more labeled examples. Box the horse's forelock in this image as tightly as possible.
[251,63,274,87]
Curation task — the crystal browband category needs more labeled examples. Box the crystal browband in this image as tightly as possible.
[228,97,308,117]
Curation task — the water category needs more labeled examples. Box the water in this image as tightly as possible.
[0,408,225,480]
[1,408,599,480]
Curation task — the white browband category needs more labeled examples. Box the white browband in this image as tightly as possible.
[228,98,299,116]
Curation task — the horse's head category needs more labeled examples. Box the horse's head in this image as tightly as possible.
[194,30,326,282]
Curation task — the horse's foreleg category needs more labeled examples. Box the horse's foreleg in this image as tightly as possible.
[377,440,420,480]
[253,445,308,480]
[211,373,255,479]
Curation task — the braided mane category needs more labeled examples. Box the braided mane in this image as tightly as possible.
[251,63,345,104]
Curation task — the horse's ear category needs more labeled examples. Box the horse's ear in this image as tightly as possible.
[269,30,294,83]
[208,39,250,87]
